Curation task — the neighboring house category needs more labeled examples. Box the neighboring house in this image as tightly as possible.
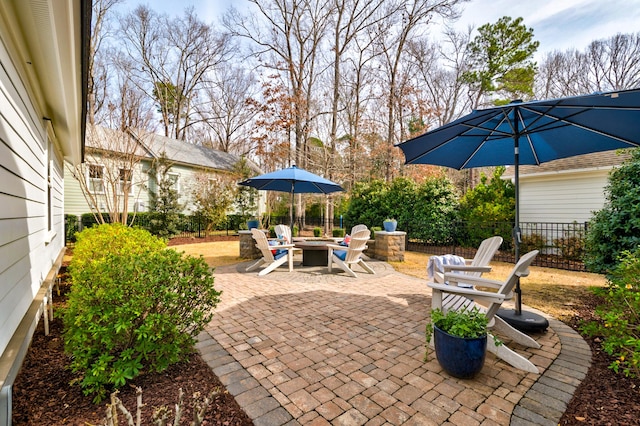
[502,150,631,223]
[0,1,90,422]
[64,126,264,218]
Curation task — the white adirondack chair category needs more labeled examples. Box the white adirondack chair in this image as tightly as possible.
[326,228,374,278]
[428,250,541,373]
[431,236,503,285]
[274,224,293,244]
[246,229,299,276]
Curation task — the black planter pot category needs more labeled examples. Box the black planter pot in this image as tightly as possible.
[433,325,487,379]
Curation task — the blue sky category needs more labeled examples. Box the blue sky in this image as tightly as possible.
[122,0,640,56]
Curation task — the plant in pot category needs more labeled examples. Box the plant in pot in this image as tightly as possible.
[246,217,260,230]
[425,308,498,379]
[383,218,397,232]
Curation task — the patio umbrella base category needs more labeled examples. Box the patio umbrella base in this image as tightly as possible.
[496,308,549,332]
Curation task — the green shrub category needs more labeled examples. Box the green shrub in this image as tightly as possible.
[582,249,640,378]
[313,227,322,237]
[371,226,382,238]
[520,232,546,253]
[71,224,165,273]
[332,228,345,238]
[585,149,640,273]
[63,224,221,402]
[65,214,79,243]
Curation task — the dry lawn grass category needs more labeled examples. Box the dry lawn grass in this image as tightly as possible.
[176,241,241,268]
[174,241,607,321]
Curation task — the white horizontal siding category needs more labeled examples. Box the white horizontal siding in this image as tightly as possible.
[0,31,64,357]
[519,170,610,223]
[64,157,231,217]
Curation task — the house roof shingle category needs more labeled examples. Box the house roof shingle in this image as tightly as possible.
[86,126,260,174]
[141,132,241,172]
[502,149,632,178]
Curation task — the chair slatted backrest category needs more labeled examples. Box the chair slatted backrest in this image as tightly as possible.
[343,228,370,263]
[274,224,292,243]
[251,229,275,262]
[470,236,503,272]
[485,250,539,319]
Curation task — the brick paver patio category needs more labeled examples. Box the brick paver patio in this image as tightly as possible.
[197,257,590,425]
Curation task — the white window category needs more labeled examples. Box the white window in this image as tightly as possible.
[87,164,105,193]
[167,172,180,194]
[119,168,133,194]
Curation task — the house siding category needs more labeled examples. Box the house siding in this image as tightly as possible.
[0,1,87,421]
[519,169,612,223]
[65,146,245,218]
[0,31,62,355]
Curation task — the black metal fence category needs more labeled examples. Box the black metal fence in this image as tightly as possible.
[405,220,588,271]
[66,213,589,271]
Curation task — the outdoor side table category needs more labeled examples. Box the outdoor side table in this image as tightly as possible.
[294,241,331,266]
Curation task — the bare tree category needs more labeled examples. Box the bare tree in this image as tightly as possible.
[68,124,150,225]
[225,0,331,167]
[197,64,259,155]
[88,0,124,125]
[373,0,464,182]
[120,6,232,140]
[409,27,472,127]
[536,32,640,99]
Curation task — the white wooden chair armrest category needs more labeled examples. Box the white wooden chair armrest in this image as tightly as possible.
[442,265,492,273]
[428,282,507,303]
[441,273,503,289]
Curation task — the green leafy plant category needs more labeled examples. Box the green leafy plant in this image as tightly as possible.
[585,148,640,273]
[63,224,221,402]
[425,308,498,361]
[582,249,640,378]
[332,228,345,238]
[313,227,322,237]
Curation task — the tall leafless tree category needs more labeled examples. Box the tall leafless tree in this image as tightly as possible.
[536,32,640,98]
[198,64,259,155]
[373,0,465,182]
[120,6,232,140]
[87,0,123,125]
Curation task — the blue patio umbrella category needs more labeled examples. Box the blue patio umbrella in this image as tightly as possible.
[397,88,640,328]
[238,165,344,228]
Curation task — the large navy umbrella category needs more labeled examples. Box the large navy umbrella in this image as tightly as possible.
[238,165,344,228]
[397,88,640,328]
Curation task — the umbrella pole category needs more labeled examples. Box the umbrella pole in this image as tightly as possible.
[514,131,522,315]
[290,189,294,230]
[496,108,548,332]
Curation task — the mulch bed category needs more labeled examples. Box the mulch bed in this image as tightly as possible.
[11,264,252,426]
[559,292,640,425]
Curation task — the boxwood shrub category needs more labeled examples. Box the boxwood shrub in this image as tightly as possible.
[63,224,221,401]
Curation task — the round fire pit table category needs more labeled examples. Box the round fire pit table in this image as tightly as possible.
[294,240,336,266]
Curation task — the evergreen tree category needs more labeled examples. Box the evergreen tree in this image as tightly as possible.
[463,16,539,106]
[148,152,183,237]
